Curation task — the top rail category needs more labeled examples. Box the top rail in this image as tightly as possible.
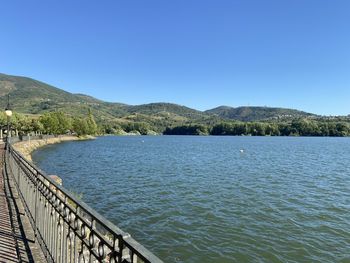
[5,137,163,263]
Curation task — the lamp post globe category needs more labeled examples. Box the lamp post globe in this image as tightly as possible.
[5,95,12,148]
[5,109,12,117]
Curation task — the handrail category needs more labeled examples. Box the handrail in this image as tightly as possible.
[5,138,163,263]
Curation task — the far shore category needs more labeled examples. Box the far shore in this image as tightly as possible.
[13,135,95,161]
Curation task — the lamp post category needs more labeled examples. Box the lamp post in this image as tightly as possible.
[5,95,12,148]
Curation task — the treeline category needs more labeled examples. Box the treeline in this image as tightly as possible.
[0,110,98,136]
[164,119,350,137]
[101,121,157,135]
[4,111,350,138]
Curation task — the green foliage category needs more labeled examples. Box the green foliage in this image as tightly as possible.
[86,108,98,135]
[206,106,313,121]
[2,73,350,138]
[166,119,350,137]
[0,73,313,134]
[164,125,209,135]
[0,110,99,136]
[121,122,151,135]
[70,108,99,136]
[73,118,89,136]
[40,111,72,135]
[31,119,44,132]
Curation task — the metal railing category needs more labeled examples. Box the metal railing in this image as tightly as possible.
[5,139,163,263]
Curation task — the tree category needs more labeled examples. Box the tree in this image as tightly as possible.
[40,112,59,134]
[31,119,44,133]
[86,108,98,135]
[39,111,72,135]
[72,118,89,136]
[56,111,72,134]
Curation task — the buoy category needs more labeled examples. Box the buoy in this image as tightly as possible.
[240,149,244,153]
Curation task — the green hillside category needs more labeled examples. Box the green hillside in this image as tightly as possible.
[0,73,318,131]
[0,73,215,131]
[206,106,315,121]
[2,73,350,137]
[126,102,202,118]
[0,73,117,118]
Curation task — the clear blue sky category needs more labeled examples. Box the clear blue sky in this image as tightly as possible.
[1,0,349,115]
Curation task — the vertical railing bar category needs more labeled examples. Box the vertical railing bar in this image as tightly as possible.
[30,182,33,221]
[73,232,76,263]
[52,209,57,262]
[5,141,163,263]
[58,218,62,263]
[118,235,123,263]
[48,205,53,259]
[46,198,50,253]
[69,230,72,263]
[75,206,80,263]
[43,198,47,250]
[62,211,67,262]
[54,214,59,262]
[34,175,38,239]
[44,189,47,247]
[90,219,96,263]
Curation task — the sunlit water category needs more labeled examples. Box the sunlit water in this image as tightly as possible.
[32,136,350,262]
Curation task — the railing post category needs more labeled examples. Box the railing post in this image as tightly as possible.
[5,143,163,263]
[34,174,38,240]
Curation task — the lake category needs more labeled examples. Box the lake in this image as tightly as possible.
[32,136,350,262]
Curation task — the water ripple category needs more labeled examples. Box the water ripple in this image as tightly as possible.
[32,136,350,262]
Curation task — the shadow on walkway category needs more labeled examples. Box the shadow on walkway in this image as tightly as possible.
[0,145,45,262]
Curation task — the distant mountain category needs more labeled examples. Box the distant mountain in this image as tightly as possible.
[125,102,204,118]
[0,73,117,118]
[205,106,315,121]
[0,73,213,128]
[0,73,317,127]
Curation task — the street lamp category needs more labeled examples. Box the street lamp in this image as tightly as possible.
[5,95,12,147]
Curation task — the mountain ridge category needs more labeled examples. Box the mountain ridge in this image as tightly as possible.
[206,105,316,121]
[0,73,318,123]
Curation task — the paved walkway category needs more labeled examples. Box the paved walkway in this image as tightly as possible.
[0,145,45,263]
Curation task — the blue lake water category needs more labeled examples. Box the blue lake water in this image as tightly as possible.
[32,136,350,262]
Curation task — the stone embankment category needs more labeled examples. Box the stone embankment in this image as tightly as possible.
[12,135,94,185]
[12,135,94,161]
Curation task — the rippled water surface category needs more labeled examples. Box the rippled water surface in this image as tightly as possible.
[32,136,350,262]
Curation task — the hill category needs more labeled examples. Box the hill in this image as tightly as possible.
[0,73,216,131]
[0,73,115,118]
[206,106,315,121]
[0,73,319,132]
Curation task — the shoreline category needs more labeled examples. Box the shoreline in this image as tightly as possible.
[12,135,95,162]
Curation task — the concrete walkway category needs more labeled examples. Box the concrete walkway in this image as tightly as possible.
[0,145,45,263]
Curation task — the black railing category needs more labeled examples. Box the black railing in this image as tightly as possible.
[5,139,163,263]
